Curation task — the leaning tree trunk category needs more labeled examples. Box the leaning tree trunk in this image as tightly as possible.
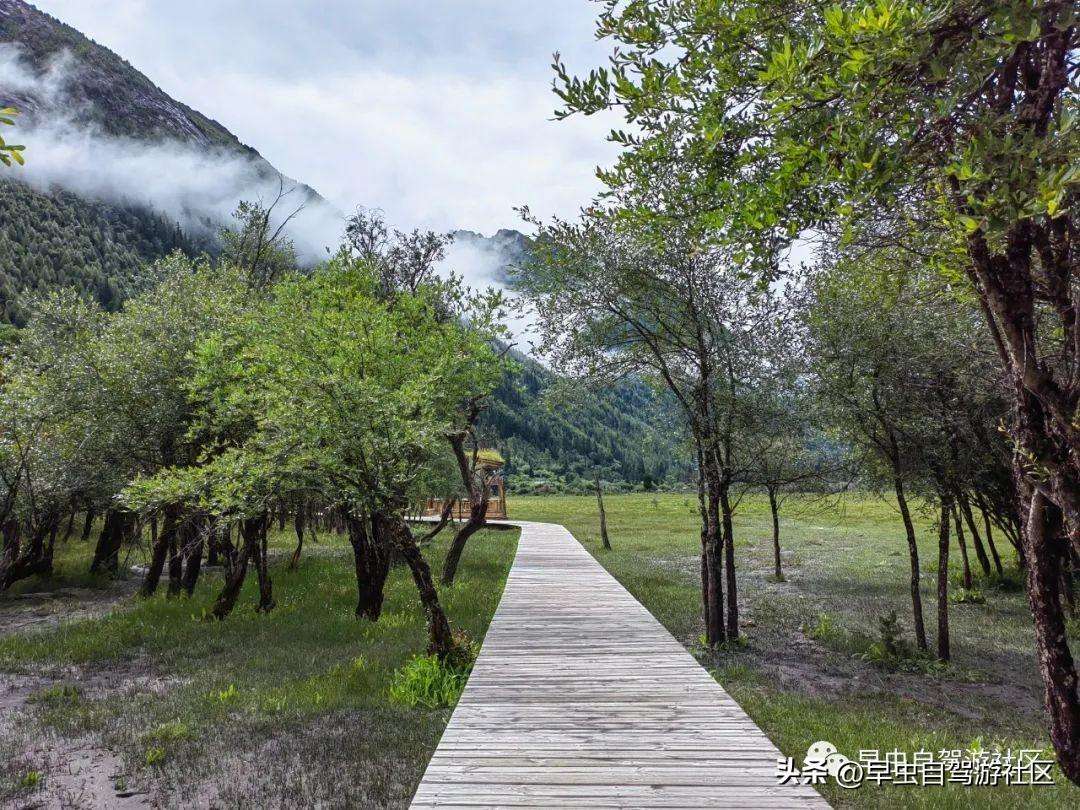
[416,499,454,546]
[442,439,490,586]
[895,477,929,651]
[210,525,253,621]
[289,508,305,570]
[595,475,611,551]
[387,514,455,659]
[349,512,391,621]
[1023,488,1080,782]
[210,515,271,619]
[140,504,180,598]
[768,486,783,581]
[962,495,1001,577]
[953,504,973,590]
[958,496,993,578]
[978,506,1005,577]
[937,498,951,663]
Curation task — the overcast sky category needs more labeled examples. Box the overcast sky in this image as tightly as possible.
[33,0,622,235]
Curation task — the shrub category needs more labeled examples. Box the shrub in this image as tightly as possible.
[952,587,986,605]
[214,683,238,703]
[141,719,191,745]
[389,651,475,709]
[859,612,947,674]
[144,746,166,767]
[802,613,837,642]
[18,770,43,790]
[31,684,80,707]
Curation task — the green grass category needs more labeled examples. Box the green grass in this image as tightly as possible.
[0,524,518,807]
[510,491,1079,809]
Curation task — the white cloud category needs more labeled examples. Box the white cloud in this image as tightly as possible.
[1,43,343,262]
[30,0,623,234]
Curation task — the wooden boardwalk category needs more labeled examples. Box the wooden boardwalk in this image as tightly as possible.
[411,521,829,808]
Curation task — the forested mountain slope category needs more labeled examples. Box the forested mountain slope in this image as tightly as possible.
[0,179,208,324]
[482,351,685,492]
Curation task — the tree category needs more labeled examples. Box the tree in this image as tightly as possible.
[219,188,301,291]
[519,210,777,645]
[129,255,506,657]
[343,209,513,586]
[595,473,611,551]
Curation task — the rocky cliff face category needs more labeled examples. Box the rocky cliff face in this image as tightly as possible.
[0,0,242,147]
[0,0,323,204]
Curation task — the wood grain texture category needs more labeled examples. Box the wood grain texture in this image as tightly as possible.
[411,521,829,808]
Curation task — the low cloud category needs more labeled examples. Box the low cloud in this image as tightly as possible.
[0,43,344,263]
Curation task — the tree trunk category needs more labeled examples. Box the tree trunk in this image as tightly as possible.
[4,523,54,588]
[210,524,253,620]
[90,510,127,575]
[953,504,973,590]
[719,478,738,640]
[0,521,18,589]
[595,475,611,551]
[895,477,928,651]
[416,499,454,545]
[350,512,391,620]
[255,515,274,612]
[181,517,205,596]
[695,447,715,644]
[937,498,951,662]
[977,504,1005,576]
[1024,489,1080,782]
[289,509,305,570]
[388,514,455,659]
[140,504,179,598]
[207,524,220,567]
[61,510,76,543]
[442,433,490,586]
[768,486,783,581]
[79,508,96,544]
[166,518,184,598]
[959,496,993,578]
[216,524,237,571]
[701,453,725,646]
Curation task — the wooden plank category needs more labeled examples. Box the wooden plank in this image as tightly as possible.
[410,521,829,808]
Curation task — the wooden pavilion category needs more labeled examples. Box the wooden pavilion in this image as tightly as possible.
[424,449,507,520]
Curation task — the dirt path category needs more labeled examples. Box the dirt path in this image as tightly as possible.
[1,670,151,809]
[0,581,138,640]
[1,577,153,809]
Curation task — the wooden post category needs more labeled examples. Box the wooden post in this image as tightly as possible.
[595,474,611,550]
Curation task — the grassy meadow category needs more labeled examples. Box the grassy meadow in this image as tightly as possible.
[510,491,1080,809]
[0,524,518,807]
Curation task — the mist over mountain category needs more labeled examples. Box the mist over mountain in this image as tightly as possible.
[0,0,342,262]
